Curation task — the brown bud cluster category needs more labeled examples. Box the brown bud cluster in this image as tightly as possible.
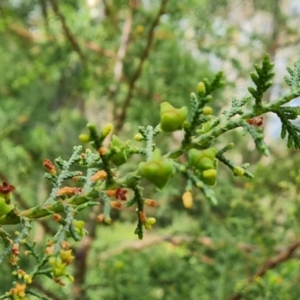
[0,181,15,194]
[109,201,123,209]
[91,170,107,182]
[56,187,82,196]
[53,214,62,222]
[43,159,56,175]
[96,214,105,223]
[98,147,108,156]
[12,244,19,256]
[106,187,127,200]
[144,199,157,207]
[10,283,27,298]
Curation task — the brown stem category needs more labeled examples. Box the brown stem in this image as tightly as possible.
[115,0,169,133]
[111,8,133,121]
[85,41,115,58]
[7,23,115,58]
[114,10,133,82]
[48,0,86,65]
[102,0,111,17]
[266,0,281,59]
[229,237,300,300]
[7,24,35,41]
[38,0,49,32]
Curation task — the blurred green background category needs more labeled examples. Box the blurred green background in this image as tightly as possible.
[1,0,300,299]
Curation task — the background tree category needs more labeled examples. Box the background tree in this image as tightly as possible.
[1,0,300,299]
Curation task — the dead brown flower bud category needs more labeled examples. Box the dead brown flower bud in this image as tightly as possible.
[43,159,56,175]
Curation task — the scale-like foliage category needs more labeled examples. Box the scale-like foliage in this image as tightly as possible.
[248,54,275,108]
[284,58,300,90]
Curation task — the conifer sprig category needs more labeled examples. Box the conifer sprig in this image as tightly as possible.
[248,54,275,109]
[270,58,300,149]
[241,121,269,156]
[203,71,224,95]
[276,110,300,149]
[284,58,300,90]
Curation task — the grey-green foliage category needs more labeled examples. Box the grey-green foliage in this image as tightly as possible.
[284,59,300,90]
[273,58,300,148]
[248,55,275,108]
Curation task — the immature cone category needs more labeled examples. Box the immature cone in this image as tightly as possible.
[60,249,75,265]
[138,149,174,189]
[147,217,156,225]
[197,82,206,95]
[202,106,213,115]
[134,133,144,142]
[160,102,188,132]
[72,220,86,237]
[197,121,212,134]
[143,217,156,230]
[189,148,218,186]
[101,123,113,138]
[0,197,14,216]
[233,167,245,177]
[189,148,217,171]
[109,135,128,166]
[202,169,217,186]
[182,191,193,208]
[78,133,90,143]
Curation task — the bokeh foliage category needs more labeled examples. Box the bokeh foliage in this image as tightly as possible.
[1,0,300,299]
